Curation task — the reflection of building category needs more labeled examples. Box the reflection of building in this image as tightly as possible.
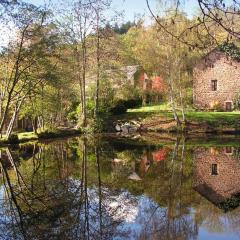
[152,148,168,162]
[193,147,240,205]
[139,147,169,176]
[140,153,151,174]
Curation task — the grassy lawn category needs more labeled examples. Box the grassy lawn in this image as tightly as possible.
[0,132,38,144]
[126,104,240,126]
[0,128,81,145]
[186,111,240,123]
[17,132,38,140]
[128,103,171,113]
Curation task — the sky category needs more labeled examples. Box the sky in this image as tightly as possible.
[24,0,200,21]
[111,0,200,21]
[0,0,200,47]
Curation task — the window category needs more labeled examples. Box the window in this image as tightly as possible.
[225,146,233,154]
[211,164,218,175]
[211,80,217,91]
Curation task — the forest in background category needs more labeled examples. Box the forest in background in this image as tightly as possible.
[0,0,240,139]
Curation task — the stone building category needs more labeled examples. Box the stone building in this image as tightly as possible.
[130,66,166,104]
[122,66,165,91]
[86,65,166,104]
[193,50,240,111]
[193,147,240,205]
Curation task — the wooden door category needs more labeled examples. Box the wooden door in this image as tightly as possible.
[225,102,232,112]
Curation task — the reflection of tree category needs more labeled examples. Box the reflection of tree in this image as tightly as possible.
[105,136,199,239]
[0,138,240,239]
[0,139,127,239]
[145,137,198,240]
[0,157,26,240]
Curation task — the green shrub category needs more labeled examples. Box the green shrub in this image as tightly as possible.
[234,93,240,110]
[218,196,240,212]
[38,130,56,139]
[209,101,222,111]
[38,129,81,139]
[124,98,142,109]
[110,100,127,115]
[8,134,19,144]
[85,118,105,133]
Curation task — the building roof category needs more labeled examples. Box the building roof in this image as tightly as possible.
[121,65,142,81]
[195,44,240,70]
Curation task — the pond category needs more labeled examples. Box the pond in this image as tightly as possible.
[0,134,240,240]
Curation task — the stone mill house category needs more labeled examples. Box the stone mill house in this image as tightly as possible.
[193,49,240,111]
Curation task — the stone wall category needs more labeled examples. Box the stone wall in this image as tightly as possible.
[193,50,240,110]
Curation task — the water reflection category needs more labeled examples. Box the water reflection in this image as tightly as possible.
[0,137,239,239]
[193,147,240,208]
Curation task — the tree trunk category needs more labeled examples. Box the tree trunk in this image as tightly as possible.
[82,41,87,127]
[94,8,100,120]
[0,96,12,136]
[75,47,84,128]
[32,117,37,134]
[6,114,16,139]
[6,98,23,139]
[168,77,181,126]
[178,66,186,123]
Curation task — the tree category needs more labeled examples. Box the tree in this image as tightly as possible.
[0,1,58,138]
[58,0,122,130]
[113,21,136,35]
[146,0,240,48]
[122,18,195,125]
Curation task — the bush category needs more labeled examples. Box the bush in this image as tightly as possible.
[8,134,19,144]
[218,196,240,212]
[110,98,142,116]
[85,118,105,133]
[124,99,142,109]
[209,101,222,111]
[234,93,240,110]
[38,129,81,139]
[38,130,56,139]
[110,100,127,115]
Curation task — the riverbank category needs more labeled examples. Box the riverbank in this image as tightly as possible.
[2,104,240,146]
[109,104,240,134]
[0,128,82,145]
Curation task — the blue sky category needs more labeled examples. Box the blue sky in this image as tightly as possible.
[112,0,200,20]
[26,0,200,21]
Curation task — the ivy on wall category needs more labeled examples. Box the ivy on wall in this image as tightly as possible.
[218,42,240,61]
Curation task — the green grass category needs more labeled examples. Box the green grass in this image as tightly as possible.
[120,104,240,133]
[127,104,240,123]
[0,129,82,146]
[0,132,39,145]
[186,111,240,121]
[128,103,171,113]
[18,132,38,140]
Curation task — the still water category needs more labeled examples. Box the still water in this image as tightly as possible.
[0,134,240,240]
